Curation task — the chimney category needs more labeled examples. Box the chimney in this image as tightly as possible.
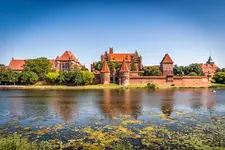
[12,57,14,60]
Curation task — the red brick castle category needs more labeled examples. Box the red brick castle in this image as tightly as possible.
[9,51,83,71]
[91,47,219,87]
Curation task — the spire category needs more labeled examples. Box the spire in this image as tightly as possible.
[206,56,214,64]
[160,53,173,63]
[100,61,110,73]
[120,59,130,72]
[206,50,215,64]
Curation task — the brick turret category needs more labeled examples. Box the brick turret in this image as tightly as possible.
[119,59,130,86]
[100,61,110,84]
[160,54,174,76]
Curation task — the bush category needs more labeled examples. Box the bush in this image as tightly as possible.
[81,71,95,84]
[46,72,59,83]
[213,72,225,84]
[142,67,162,76]
[146,83,157,89]
[188,72,198,76]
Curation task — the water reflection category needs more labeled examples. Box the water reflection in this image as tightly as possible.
[98,89,142,120]
[50,92,77,123]
[189,90,216,115]
[159,90,174,116]
[0,89,224,127]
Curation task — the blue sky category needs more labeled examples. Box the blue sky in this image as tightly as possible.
[0,0,225,69]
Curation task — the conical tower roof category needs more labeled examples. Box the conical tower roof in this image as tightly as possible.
[160,54,173,63]
[120,59,130,72]
[100,61,110,73]
[206,56,214,64]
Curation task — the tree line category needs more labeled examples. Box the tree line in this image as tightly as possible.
[173,63,204,76]
[140,63,204,76]
[213,69,225,84]
[0,57,94,85]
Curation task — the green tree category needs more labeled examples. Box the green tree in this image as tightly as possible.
[130,60,137,71]
[73,69,82,85]
[94,61,121,71]
[20,71,39,85]
[188,72,198,76]
[0,70,8,85]
[46,72,59,83]
[174,65,183,76]
[0,70,21,85]
[213,72,225,84]
[94,61,103,71]
[142,67,162,76]
[81,71,95,84]
[188,63,203,76]
[57,71,65,84]
[23,57,53,81]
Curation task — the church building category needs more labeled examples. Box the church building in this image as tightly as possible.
[200,56,219,77]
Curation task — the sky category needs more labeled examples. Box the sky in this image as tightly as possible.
[0,0,225,69]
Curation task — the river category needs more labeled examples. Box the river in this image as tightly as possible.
[0,89,224,149]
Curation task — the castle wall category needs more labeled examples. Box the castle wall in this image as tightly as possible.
[129,76,166,85]
[129,76,210,87]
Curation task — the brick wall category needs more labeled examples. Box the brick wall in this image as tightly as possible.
[129,76,211,87]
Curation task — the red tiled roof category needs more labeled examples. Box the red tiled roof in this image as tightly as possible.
[8,59,25,71]
[101,61,110,73]
[9,58,56,71]
[56,50,78,61]
[161,54,173,63]
[120,60,130,72]
[200,63,218,68]
[109,53,135,62]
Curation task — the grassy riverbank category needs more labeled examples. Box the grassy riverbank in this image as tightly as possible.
[209,83,225,88]
[0,84,145,90]
[0,83,224,90]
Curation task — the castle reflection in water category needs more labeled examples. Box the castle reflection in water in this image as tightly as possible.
[7,89,217,123]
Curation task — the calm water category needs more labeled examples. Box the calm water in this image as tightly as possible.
[0,89,224,127]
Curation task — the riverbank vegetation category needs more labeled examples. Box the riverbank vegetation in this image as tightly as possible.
[213,70,225,84]
[0,58,94,85]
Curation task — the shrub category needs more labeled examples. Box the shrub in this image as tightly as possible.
[188,72,197,76]
[146,83,157,89]
[46,72,59,83]
[213,72,225,84]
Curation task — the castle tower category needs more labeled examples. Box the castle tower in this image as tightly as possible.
[160,54,174,76]
[100,61,110,84]
[119,59,130,86]
[109,47,113,54]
